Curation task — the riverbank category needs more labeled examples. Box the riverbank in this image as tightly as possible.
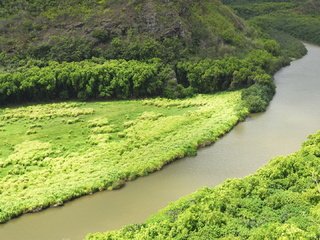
[89,130,320,239]
[0,92,248,223]
[86,43,320,240]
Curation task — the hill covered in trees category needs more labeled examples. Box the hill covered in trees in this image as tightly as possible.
[0,0,258,67]
[0,0,310,107]
[223,0,320,46]
[1,0,297,113]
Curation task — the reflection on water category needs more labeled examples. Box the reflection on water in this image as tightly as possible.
[1,43,320,240]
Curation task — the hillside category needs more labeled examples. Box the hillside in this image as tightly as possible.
[0,0,257,67]
[0,0,289,113]
[223,0,320,45]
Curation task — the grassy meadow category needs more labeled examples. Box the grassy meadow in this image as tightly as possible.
[0,91,248,222]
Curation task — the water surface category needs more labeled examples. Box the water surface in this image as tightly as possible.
[1,43,320,240]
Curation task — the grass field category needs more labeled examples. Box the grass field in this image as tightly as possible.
[0,91,248,223]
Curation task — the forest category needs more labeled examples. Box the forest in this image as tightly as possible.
[0,46,281,113]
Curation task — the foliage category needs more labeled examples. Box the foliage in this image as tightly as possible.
[28,36,95,62]
[177,49,276,92]
[264,29,308,59]
[241,81,275,113]
[253,13,320,45]
[226,2,299,20]
[223,0,320,46]
[0,0,257,67]
[0,92,249,223]
[0,0,301,115]
[176,47,283,112]
[217,1,314,114]
[105,37,187,63]
[87,131,320,239]
[0,59,172,103]
[0,0,316,233]
[0,47,282,109]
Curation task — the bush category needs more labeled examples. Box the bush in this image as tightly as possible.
[241,82,275,113]
[92,29,111,43]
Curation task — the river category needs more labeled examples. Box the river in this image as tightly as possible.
[0,43,320,240]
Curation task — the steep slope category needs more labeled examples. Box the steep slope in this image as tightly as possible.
[223,0,320,45]
[0,0,282,110]
[0,0,257,66]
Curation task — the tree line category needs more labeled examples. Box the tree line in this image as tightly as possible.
[0,41,283,112]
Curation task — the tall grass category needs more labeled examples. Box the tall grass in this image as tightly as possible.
[0,92,248,222]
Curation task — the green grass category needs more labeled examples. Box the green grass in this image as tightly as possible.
[0,91,248,223]
[87,131,320,239]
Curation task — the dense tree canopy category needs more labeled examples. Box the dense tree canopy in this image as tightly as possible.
[0,45,282,113]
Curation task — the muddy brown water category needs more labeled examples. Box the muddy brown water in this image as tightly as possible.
[1,43,320,240]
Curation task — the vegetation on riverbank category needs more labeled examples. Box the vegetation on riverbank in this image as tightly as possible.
[0,46,280,113]
[86,131,320,239]
[0,91,249,223]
